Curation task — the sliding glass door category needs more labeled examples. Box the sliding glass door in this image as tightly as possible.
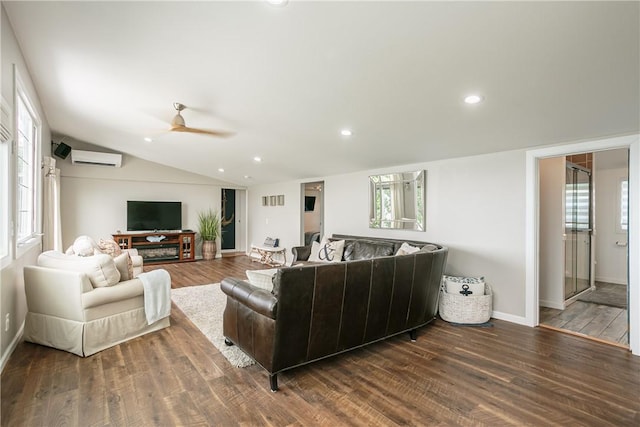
[564,163,592,299]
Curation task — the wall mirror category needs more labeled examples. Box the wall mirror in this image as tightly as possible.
[369,170,426,231]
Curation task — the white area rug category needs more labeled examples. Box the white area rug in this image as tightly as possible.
[171,283,255,368]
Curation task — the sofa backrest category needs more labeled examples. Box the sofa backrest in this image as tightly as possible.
[37,250,121,288]
[329,234,440,261]
[271,245,447,372]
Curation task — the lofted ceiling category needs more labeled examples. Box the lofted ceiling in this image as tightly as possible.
[4,1,639,186]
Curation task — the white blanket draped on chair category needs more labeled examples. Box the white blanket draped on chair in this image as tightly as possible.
[138,269,171,324]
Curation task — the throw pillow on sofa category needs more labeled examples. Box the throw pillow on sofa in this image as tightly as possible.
[98,238,122,257]
[309,238,345,263]
[113,252,134,281]
[443,275,485,296]
[395,242,421,256]
[71,235,99,257]
[37,251,121,288]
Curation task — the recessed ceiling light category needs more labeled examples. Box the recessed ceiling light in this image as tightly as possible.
[218,168,224,173]
[265,0,288,6]
[253,156,262,162]
[144,137,153,142]
[244,175,252,179]
[340,129,353,137]
[464,94,483,104]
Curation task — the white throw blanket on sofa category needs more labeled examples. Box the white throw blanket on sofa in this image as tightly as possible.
[138,269,171,324]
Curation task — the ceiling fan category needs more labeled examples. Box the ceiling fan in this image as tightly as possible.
[169,102,232,137]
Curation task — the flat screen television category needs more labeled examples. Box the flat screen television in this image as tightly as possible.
[304,196,316,212]
[127,201,182,231]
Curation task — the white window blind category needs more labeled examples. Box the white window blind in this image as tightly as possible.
[620,179,628,232]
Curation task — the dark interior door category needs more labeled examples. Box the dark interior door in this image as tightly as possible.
[221,189,235,250]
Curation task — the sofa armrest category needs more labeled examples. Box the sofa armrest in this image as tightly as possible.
[221,278,277,319]
[24,266,91,322]
[82,278,144,309]
[291,245,311,262]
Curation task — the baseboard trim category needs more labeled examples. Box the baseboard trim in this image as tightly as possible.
[539,299,565,310]
[1,321,24,374]
[492,311,528,326]
[595,277,628,286]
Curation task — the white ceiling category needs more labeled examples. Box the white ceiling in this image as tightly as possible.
[4,1,639,185]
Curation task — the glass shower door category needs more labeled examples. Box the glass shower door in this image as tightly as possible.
[564,163,592,299]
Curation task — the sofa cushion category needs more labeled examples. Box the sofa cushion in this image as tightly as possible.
[343,239,396,261]
[98,238,122,257]
[113,252,134,281]
[37,251,121,288]
[72,235,99,257]
[395,242,421,256]
[246,268,277,292]
[309,239,345,263]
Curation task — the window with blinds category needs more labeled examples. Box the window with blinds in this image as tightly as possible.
[619,179,628,232]
[16,81,39,244]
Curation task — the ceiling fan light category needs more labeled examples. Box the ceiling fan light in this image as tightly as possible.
[171,113,185,127]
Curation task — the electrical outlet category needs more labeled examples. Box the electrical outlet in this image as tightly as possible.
[4,313,10,332]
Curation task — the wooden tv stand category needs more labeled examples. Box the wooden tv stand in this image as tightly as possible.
[112,231,196,264]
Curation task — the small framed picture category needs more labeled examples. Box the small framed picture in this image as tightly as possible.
[277,195,285,206]
[262,196,269,206]
[270,195,277,206]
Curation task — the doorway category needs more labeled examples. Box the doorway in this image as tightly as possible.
[220,188,246,255]
[538,149,629,347]
[301,182,324,246]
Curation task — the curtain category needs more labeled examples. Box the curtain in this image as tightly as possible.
[42,156,62,251]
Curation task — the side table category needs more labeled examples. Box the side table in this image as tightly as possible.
[250,245,287,267]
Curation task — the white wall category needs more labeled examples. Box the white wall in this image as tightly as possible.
[539,157,565,308]
[1,5,52,369]
[248,150,528,320]
[57,138,242,257]
[594,161,629,285]
[303,187,322,234]
[248,181,301,265]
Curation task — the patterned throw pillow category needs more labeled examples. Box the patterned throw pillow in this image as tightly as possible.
[98,238,122,257]
[443,275,485,296]
[309,239,345,263]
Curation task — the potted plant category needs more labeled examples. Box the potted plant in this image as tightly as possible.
[198,208,221,260]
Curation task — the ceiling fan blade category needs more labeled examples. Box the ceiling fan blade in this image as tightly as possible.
[170,124,234,137]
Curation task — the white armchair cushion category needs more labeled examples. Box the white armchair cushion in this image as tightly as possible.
[37,251,121,288]
[113,252,134,281]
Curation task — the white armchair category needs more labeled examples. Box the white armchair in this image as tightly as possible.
[23,250,170,356]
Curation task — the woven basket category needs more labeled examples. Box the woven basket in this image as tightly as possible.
[439,282,492,324]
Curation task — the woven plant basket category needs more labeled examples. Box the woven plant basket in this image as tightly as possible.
[439,282,492,324]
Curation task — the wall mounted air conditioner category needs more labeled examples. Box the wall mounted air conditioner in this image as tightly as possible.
[71,149,122,167]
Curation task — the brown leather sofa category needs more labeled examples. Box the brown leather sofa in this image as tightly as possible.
[221,234,448,391]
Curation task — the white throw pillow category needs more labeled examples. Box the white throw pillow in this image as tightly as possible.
[37,251,121,288]
[444,275,485,296]
[113,252,133,281]
[72,235,99,257]
[396,242,421,256]
[309,239,345,263]
[246,268,277,292]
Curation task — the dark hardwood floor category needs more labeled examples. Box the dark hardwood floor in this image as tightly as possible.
[2,257,639,426]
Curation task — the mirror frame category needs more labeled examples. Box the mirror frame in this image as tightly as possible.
[369,170,426,231]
